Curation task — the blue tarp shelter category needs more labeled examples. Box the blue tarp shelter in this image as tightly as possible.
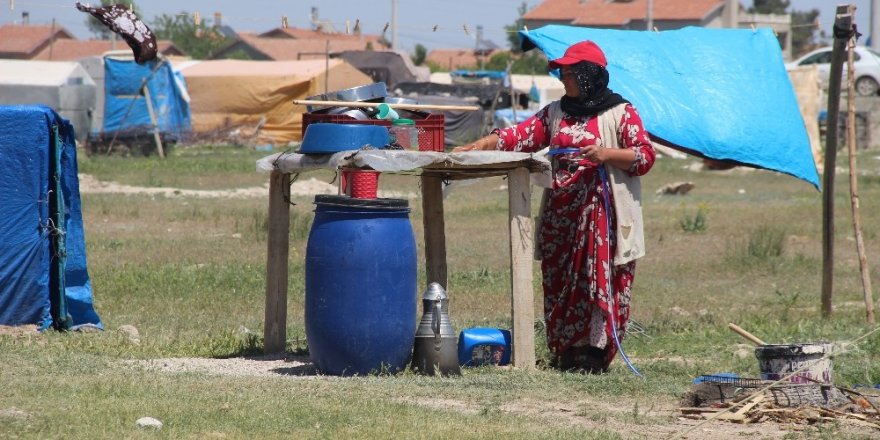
[101,57,190,141]
[519,25,820,188]
[0,105,102,330]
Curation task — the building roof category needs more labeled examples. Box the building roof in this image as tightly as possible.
[258,26,387,48]
[0,24,76,58]
[426,48,501,71]
[524,0,723,27]
[215,33,388,61]
[176,58,348,77]
[30,39,185,61]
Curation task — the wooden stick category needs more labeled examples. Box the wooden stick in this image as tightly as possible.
[292,99,481,112]
[728,323,767,346]
[822,5,854,318]
[845,35,876,326]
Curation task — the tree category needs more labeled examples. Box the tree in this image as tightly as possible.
[151,13,232,60]
[791,9,821,57]
[85,1,143,40]
[748,0,790,15]
[505,2,529,52]
[411,44,427,66]
[748,0,820,58]
[484,51,547,75]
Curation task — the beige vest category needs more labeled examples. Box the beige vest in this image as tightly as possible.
[539,101,645,265]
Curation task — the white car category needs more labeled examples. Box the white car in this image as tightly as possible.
[786,46,880,96]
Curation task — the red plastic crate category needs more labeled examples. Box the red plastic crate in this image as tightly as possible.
[302,113,445,152]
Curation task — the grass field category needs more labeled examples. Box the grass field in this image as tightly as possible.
[2,144,879,439]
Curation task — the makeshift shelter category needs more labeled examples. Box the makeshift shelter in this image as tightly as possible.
[92,54,191,151]
[0,105,102,330]
[176,59,374,145]
[0,60,96,144]
[519,25,819,188]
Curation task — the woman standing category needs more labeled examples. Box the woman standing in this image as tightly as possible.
[453,40,655,373]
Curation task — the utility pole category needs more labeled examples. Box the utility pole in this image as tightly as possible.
[872,0,880,50]
[722,0,739,29]
[646,0,653,30]
[391,0,398,51]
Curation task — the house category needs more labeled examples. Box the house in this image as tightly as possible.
[521,0,792,59]
[425,25,504,71]
[425,48,502,72]
[210,26,389,61]
[523,0,726,30]
[30,39,186,61]
[0,24,75,59]
[0,24,185,61]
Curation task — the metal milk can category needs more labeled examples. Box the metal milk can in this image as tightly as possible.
[410,282,461,376]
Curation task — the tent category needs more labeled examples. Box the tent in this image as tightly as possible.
[519,25,819,188]
[96,55,191,147]
[0,105,102,330]
[0,60,96,144]
[176,59,374,145]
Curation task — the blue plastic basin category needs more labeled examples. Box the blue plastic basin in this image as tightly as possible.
[298,123,389,154]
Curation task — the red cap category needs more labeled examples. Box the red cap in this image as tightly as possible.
[548,40,607,69]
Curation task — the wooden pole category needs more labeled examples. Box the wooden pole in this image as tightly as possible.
[822,5,854,318]
[292,99,481,112]
[421,175,448,289]
[507,167,535,369]
[845,35,876,325]
[264,171,291,353]
[142,85,165,159]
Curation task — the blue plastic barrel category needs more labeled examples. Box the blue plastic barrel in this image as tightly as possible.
[304,195,417,376]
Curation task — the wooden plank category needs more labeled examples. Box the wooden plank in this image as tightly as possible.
[264,171,290,354]
[421,174,448,289]
[822,4,854,317]
[507,167,535,369]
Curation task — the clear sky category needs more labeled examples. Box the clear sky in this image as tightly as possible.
[2,1,874,52]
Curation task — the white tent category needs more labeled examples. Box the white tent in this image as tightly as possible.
[0,60,96,143]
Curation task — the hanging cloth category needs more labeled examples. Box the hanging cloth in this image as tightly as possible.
[75,2,158,64]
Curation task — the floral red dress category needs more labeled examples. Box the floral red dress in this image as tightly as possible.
[495,103,655,369]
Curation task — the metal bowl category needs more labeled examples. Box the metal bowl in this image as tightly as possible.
[305,83,388,111]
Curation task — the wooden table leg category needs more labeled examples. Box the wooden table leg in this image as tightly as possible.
[264,171,290,354]
[421,174,448,289]
[507,167,535,369]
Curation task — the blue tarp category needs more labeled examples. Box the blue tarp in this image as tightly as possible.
[0,105,102,329]
[102,58,190,140]
[519,25,820,189]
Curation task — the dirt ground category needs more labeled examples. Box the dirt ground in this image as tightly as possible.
[122,355,877,440]
[77,174,416,199]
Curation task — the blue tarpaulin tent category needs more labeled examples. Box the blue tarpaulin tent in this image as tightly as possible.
[101,57,190,141]
[0,105,102,330]
[519,25,820,189]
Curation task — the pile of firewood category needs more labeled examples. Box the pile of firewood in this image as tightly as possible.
[679,380,880,430]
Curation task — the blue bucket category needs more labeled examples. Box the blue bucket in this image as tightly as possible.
[304,195,417,375]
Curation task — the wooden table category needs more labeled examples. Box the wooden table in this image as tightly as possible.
[259,150,549,369]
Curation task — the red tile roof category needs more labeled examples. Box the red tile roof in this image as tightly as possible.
[525,0,723,27]
[259,26,388,49]
[0,24,76,58]
[30,39,185,61]
[222,33,388,61]
[426,49,501,71]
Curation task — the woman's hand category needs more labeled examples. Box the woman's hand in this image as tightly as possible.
[452,143,479,153]
[582,145,637,170]
[452,133,499,153]
[579,145,606,163]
